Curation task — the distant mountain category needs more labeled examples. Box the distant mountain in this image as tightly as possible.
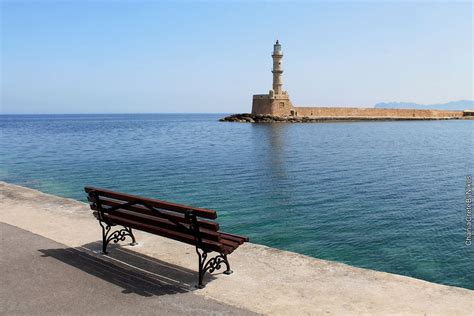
[374,100,474,110]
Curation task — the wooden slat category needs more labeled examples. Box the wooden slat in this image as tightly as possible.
[220,237,239,250]
[221,244,235,255]
[219,232,250,244]
[220,234,244,246]
[94,208,238,251]
[102,213,231,254]
[93,197,219,231]
[104,208,221,242]
[85,187,217,219]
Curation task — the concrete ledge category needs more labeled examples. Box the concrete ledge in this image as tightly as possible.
[1,181,473,315]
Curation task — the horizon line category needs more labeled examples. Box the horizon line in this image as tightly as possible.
[0,112,234,115]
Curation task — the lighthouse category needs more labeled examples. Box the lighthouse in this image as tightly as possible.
[272,40,283,95]
[251,40,294,116]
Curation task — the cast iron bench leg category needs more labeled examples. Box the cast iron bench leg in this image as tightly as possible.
[195,248,233,288]
[99,221,137,254]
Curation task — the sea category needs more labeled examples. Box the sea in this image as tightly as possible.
[1,114,473,290]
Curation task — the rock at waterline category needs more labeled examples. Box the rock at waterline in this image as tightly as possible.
[219,113,459,123]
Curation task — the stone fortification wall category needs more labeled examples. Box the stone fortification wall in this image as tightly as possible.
[252,94,293,116]
[251,95,274,115]
[251,95,465,119]
[292,107,463,119]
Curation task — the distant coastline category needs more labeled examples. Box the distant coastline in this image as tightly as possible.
[375,100,474,111]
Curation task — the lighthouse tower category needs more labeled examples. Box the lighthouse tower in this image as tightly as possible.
[272,40,283,95]
[251,40,294,116]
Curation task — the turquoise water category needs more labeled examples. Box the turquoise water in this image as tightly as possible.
[1,114,473,289]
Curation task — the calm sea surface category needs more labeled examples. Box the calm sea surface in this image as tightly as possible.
[1,114,473,289]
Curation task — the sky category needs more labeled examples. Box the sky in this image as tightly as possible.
[1,0,472,114]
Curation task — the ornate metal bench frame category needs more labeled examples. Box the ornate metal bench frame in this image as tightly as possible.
[90,192,232,288]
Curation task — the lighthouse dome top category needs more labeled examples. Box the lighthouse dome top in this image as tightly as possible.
[273,40,282,55]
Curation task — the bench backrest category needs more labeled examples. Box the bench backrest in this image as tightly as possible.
[85,187,225,253]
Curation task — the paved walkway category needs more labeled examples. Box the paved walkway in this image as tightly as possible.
[0,223,255,315]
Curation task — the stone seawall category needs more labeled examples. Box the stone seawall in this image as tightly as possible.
[292,107,464,119]
[220,113,466,123]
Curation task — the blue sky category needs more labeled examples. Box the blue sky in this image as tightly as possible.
[1,1,472,114]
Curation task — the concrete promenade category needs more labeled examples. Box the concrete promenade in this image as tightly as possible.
[1,181,473,315]
[0,223,255,315]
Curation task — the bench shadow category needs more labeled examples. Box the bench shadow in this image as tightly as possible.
[39,241,215,297]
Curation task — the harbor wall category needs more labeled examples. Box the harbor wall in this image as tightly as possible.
[292,107,464,119]
[251,94,465,118]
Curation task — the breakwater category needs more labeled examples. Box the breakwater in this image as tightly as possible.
[220,110,467,123]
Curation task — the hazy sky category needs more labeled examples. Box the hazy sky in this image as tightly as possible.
[1,1,472,114]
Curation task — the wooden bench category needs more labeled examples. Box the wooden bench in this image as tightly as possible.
[85,187,249,288]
